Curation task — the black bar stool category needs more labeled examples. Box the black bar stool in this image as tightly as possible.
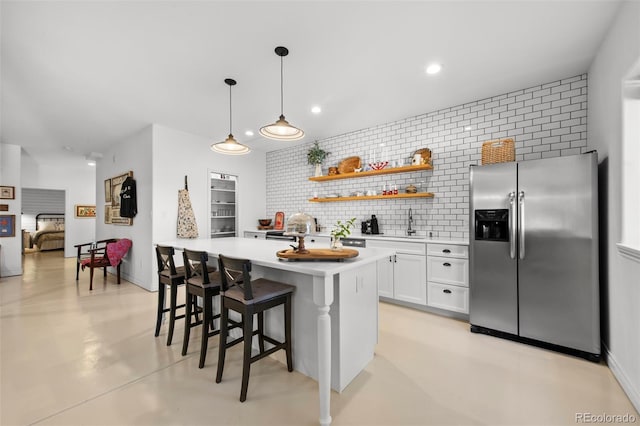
[215,254,295,402]
[181,248,222,368]
[154,245,200,345]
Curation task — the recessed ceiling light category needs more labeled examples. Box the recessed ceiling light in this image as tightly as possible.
[464,126,473,131]
[87,161,96,166]
[311,106,322,114]
[426,63,442,75]
[245,130,254,137]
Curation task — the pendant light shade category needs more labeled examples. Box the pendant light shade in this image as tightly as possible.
[260,46,305,141]
[211,78,251,155]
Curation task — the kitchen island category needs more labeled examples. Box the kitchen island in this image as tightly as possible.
[157,237,394,426]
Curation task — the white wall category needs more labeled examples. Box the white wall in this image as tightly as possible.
[96,126,153,290]
[21,157,96,257]
[0,143,22,277]
[151,124,266,290]
[267,74,589,239]
[588,0,640,412]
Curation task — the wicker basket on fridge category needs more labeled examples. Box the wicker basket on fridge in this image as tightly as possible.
[481,138,515,165]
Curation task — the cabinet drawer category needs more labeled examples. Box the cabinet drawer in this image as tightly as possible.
[243,231,266,240]
[427,256,468,287]
[427,282,469,314]
[309,235,331,245]
[427,243,468,258]
[368,239,426,255]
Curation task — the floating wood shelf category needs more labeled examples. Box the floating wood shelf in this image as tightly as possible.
[309,193,434,203]
[308,164,432,182]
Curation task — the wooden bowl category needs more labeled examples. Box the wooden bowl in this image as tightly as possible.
[258,219,272,226]
[338,156,361,174]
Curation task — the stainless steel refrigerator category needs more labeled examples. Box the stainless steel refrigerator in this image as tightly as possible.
[469,151,600,361]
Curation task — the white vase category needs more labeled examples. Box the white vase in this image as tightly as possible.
[331,237,343,250]
[314,164,323,177]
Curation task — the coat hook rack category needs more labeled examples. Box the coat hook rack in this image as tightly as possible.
[184,175,188,190]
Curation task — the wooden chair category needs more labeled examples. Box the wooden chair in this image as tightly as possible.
[74,239,121,290]
[215,254,295,402]
[181,249,222,368]
[155,245,203,346]
[75,238,132,290]
[75,239,116,282]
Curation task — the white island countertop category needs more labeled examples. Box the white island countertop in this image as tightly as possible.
[160,237,394,275]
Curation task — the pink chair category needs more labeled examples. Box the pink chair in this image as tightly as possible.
[76,238,132,290]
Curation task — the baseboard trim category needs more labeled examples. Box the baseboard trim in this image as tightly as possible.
[0,268,23,278]
[617,243,640,263]
[604,343,640,414]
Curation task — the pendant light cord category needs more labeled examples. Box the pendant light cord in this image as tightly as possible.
[280,55,284,116]
[229,83,233,134]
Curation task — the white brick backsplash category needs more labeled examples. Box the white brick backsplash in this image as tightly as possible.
[266,74,587,240]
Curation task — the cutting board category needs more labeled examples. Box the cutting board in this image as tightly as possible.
[276,248,359,261]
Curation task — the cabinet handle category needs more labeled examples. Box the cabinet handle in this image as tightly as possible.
[389,256,392,262]
[443,289,452,294]
[442,249,451,253]
[254,235,258,239]
[443,262,451,267]
[394,255,397,263]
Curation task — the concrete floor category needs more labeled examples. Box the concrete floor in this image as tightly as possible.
[1,250,637,425]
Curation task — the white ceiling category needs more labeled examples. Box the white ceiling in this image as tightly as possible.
[1,1,621,169]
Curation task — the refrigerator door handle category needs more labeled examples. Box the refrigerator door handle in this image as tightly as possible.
[509,191,516,259]
[518,190,525,260]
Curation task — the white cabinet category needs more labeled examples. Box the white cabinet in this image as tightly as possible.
[308,235,331,245]
[243,231,265,240]
[427,256,468,286]
[426,243,469,314]
[368,239,427,305]
[394,253,427,305]
[376,256,395,298]
[337,264,379,386]
[427,282,469,314]
[210,172,237,238]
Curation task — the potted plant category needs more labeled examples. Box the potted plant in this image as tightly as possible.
[307,141,330,177]
[330,217,356,250]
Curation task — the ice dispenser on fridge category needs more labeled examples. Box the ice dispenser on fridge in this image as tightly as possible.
[474,209,508,241]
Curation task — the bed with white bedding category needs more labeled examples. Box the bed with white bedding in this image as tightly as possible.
[31,213,65,251]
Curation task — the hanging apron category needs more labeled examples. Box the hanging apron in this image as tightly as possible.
[177,188,199,238]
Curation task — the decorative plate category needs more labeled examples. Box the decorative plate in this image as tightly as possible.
[369,161,388,170]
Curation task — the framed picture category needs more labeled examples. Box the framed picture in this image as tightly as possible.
[104,179,112,203]
[104,205,112,224]
[274,211,285,230]
[110,171,133,207]
[112,216,133,226]
[0,204,8,212]
[0,214,16,237]
[0,186,15,200]
[110,205,133,226]
[75,205,96,218]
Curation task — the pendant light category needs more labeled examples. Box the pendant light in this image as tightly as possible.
[259,46,305,141]
[211,78,251,155]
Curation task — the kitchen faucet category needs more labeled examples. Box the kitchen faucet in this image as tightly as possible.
[407,208,416,236]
